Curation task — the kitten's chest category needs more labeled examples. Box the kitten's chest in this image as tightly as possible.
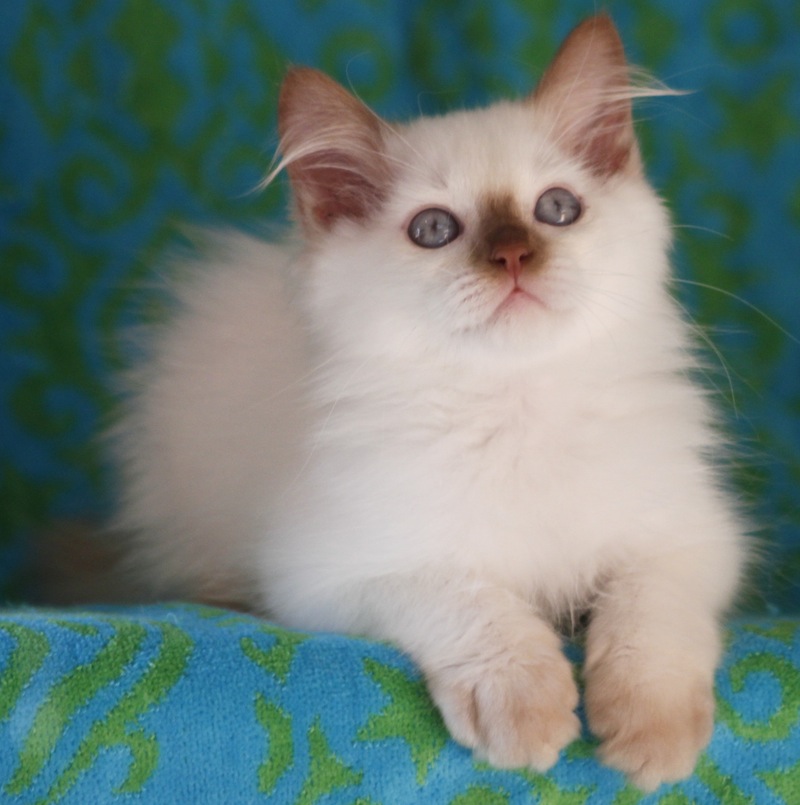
[431,376,594,473]
[431,374,632,527]
[413,378,619,594]
[313,363,650,600]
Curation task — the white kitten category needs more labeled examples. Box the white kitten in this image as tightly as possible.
[111,15,745,791]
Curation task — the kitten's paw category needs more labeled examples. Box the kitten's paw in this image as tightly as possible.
[428,644,580,772]
[585,668,715,792]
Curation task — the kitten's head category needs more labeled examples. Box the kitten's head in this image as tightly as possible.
[272,15,675,362]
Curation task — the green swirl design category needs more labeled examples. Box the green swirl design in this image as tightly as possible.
[320,30,394,103]
[297,717,362,805]
[708,0,781,63]
[450,785,510,805]
[241,625,308,684]
[3,618,193,804]
[518,770,593,804]
[610,788,643,805]
[0,623,50,722]
[717,653,800,740]
[254,702,362,802]
[255,696,293,795]
[695,756,751,805]
[6,622,149,795]
[759,758,800,801]
[42,622,193,803]
[358,658,448,785]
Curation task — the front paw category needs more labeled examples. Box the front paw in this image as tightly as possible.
[585,666,715,791]
[428,644,581,772]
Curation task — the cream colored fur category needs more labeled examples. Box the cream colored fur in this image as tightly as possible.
[109,16,745,790]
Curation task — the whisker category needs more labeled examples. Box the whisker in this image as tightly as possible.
[669,297,740,414]
[562,269,743,411]
[671,223,733,241]
[673,278,800,347]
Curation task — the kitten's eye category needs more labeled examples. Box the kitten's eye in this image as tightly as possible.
[408,208,460,248]
[534,187,582,227]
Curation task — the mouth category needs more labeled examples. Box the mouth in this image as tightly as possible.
[492,284,547,318]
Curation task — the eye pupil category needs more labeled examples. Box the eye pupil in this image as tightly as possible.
[408,208,460,248]
[534,187,582,227]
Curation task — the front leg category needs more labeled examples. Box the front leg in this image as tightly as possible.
[354,575,581,771]
[584,549,736,791]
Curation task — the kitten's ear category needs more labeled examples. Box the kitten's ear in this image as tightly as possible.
[534,15,640,178]
[276,68,392,232]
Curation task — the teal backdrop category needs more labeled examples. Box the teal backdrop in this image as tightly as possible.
[1,0,799,612]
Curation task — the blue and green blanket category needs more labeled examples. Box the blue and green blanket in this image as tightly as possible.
[1,605,799,804]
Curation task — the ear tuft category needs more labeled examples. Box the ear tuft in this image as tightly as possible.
[534,15,641,178]
[274,68,392,232]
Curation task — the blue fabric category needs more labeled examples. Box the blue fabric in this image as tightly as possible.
[1,605,799,804]
[1,0,799,610]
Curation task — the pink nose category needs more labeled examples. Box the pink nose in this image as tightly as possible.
[490,242,531,280]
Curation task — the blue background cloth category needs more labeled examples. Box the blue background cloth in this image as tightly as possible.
[1,0,798,611]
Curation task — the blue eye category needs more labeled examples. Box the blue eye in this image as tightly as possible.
[408,208,461,248]
[534,187,582,226]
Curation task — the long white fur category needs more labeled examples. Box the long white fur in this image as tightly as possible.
[110,16,745,791]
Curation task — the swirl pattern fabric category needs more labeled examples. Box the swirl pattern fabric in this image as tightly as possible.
[0,605,798,804]
[1,0,798,610]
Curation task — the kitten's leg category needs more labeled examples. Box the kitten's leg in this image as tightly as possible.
[354,575,581,771]
[584,547,736,791]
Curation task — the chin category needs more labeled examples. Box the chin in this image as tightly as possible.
[450,306,574,363]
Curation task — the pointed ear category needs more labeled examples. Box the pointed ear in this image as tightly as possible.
[276,68,392,232]
[534,15,640,178]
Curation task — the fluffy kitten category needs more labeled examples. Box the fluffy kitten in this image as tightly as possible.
[111,15,745,790]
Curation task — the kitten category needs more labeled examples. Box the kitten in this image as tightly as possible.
[110,15,745,791]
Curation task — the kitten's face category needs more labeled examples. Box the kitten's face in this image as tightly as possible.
[379,107,668,355]
[277,17,672,361]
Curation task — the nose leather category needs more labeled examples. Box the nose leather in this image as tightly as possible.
[477,195,548,279]
[490,241,532,281]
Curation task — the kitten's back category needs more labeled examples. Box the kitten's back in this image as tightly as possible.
[110,233,309,605]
